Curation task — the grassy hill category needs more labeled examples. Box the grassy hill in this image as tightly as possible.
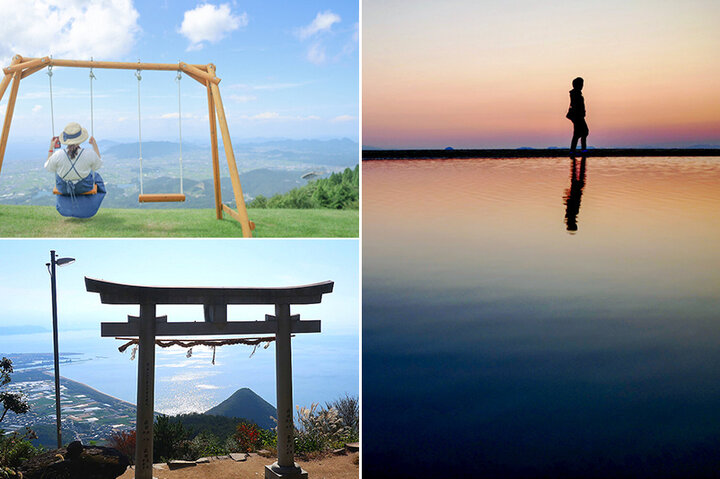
[0,205,358,237]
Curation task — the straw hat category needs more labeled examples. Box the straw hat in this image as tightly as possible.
[60,122,89,145]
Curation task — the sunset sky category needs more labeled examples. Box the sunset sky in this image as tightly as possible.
[363,0,720,148]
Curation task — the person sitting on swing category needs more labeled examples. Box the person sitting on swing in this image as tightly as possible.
[45,122,102,196]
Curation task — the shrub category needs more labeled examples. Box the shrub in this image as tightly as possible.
[294,403,346,453]
[0,358,29,424]
[153,415,191,462]
[326,394,359,441]
[234,422,260,453]
[250,194,268,208]
[187,431,225,459]
[0,428,39,468]
[257,427,277,451]
[108,429,135,464]
[0,359,38,471]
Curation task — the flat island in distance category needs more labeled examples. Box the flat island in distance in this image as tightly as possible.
[363,148,720,160]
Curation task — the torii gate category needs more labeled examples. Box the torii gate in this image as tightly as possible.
[85,277,334,479]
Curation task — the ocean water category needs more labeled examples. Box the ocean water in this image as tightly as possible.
[363,157,720,478]
[0,328,358,416]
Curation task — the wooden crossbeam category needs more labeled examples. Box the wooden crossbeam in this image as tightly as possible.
[86,277,333,305]
[100,319,321,337]
[3,56,50,75]
[20,57,210,72]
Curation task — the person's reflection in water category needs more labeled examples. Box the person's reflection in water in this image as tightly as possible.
[564,156,586,233]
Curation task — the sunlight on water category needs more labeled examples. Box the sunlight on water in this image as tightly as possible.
[363,157,720,478]
[0,331,358,416]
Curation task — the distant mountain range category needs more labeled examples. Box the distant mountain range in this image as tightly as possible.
[205,387,276,429]
[101,138,359,168]
[103,141,203,158]
[0,137,359,207]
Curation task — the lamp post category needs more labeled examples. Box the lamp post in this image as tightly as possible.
[46,250,75,449]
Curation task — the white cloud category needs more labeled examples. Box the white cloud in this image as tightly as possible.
[230,82,307,91]
[252,112,280,120]
[296,10,356,65]
[159,112,197,120]
[243,112,320,121]
[228,94,256,103]
[179,3,247,51]
[331,115,355,123]
[0,0,140,67]
[196,384,220,390]
[298,10,341,39]
[32,105,43,114]
[307,43,326,65]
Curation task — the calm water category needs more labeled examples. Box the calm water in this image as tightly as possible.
[0,329,358,415]
[363,157,720,478]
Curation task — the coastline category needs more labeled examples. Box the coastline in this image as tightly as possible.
[12,369,137,408]
[38,370,137,408]
[363,148,720,160]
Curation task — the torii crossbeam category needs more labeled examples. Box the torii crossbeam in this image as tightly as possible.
[0,54,254,237]
[86,277,334,479]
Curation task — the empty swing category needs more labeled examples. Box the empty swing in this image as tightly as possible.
[48,61,107,218]
[136,68,186,203]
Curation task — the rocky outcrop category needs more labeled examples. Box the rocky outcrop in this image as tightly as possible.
[19,441,129,479]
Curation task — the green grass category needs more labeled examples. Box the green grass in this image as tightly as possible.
[0,205,358,238]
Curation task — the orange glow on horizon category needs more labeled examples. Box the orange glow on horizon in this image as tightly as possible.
[363,1,720,148]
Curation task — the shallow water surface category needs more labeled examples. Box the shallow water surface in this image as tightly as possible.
[363,157,720,478]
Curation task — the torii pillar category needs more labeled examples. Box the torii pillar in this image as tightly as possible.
[85,278,333,479]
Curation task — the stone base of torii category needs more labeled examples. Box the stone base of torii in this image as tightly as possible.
[85,277,333,479]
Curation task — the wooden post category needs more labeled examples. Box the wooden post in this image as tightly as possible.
[0,74,12,103]
[265,304,307,479]
[207,66,223,219]
[210,82,253,237]
[0,72,22,177]
[135,303,157,479]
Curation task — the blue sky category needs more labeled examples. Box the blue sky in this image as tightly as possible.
[0,1,359,142]
[0,239,358,336]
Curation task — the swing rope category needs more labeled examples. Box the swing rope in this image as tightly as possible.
[47,63,55,140]
[135,68,186,202]
[135,66,143,195]
[116,336,276,365]
[176,71,184,195]
[89,57,96,138]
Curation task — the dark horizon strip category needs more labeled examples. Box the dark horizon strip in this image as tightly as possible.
[362,148,720,160]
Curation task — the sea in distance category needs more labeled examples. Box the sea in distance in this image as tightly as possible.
[363,156,720,478]
[0,328,358,416]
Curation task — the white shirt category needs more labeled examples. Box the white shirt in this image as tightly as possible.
[45,148,102,181]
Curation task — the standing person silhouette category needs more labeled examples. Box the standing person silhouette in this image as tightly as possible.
[566,77,588,155]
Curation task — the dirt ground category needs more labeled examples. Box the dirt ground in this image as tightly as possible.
[118,452,359,479]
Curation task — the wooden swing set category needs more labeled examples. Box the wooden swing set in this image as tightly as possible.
[0,54,255,237]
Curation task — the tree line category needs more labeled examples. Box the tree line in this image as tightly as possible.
[249,165,359,210]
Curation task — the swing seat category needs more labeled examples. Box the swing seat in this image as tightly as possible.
[55,173,107,218]
[138,193,186,203]
[53,184,98,196]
